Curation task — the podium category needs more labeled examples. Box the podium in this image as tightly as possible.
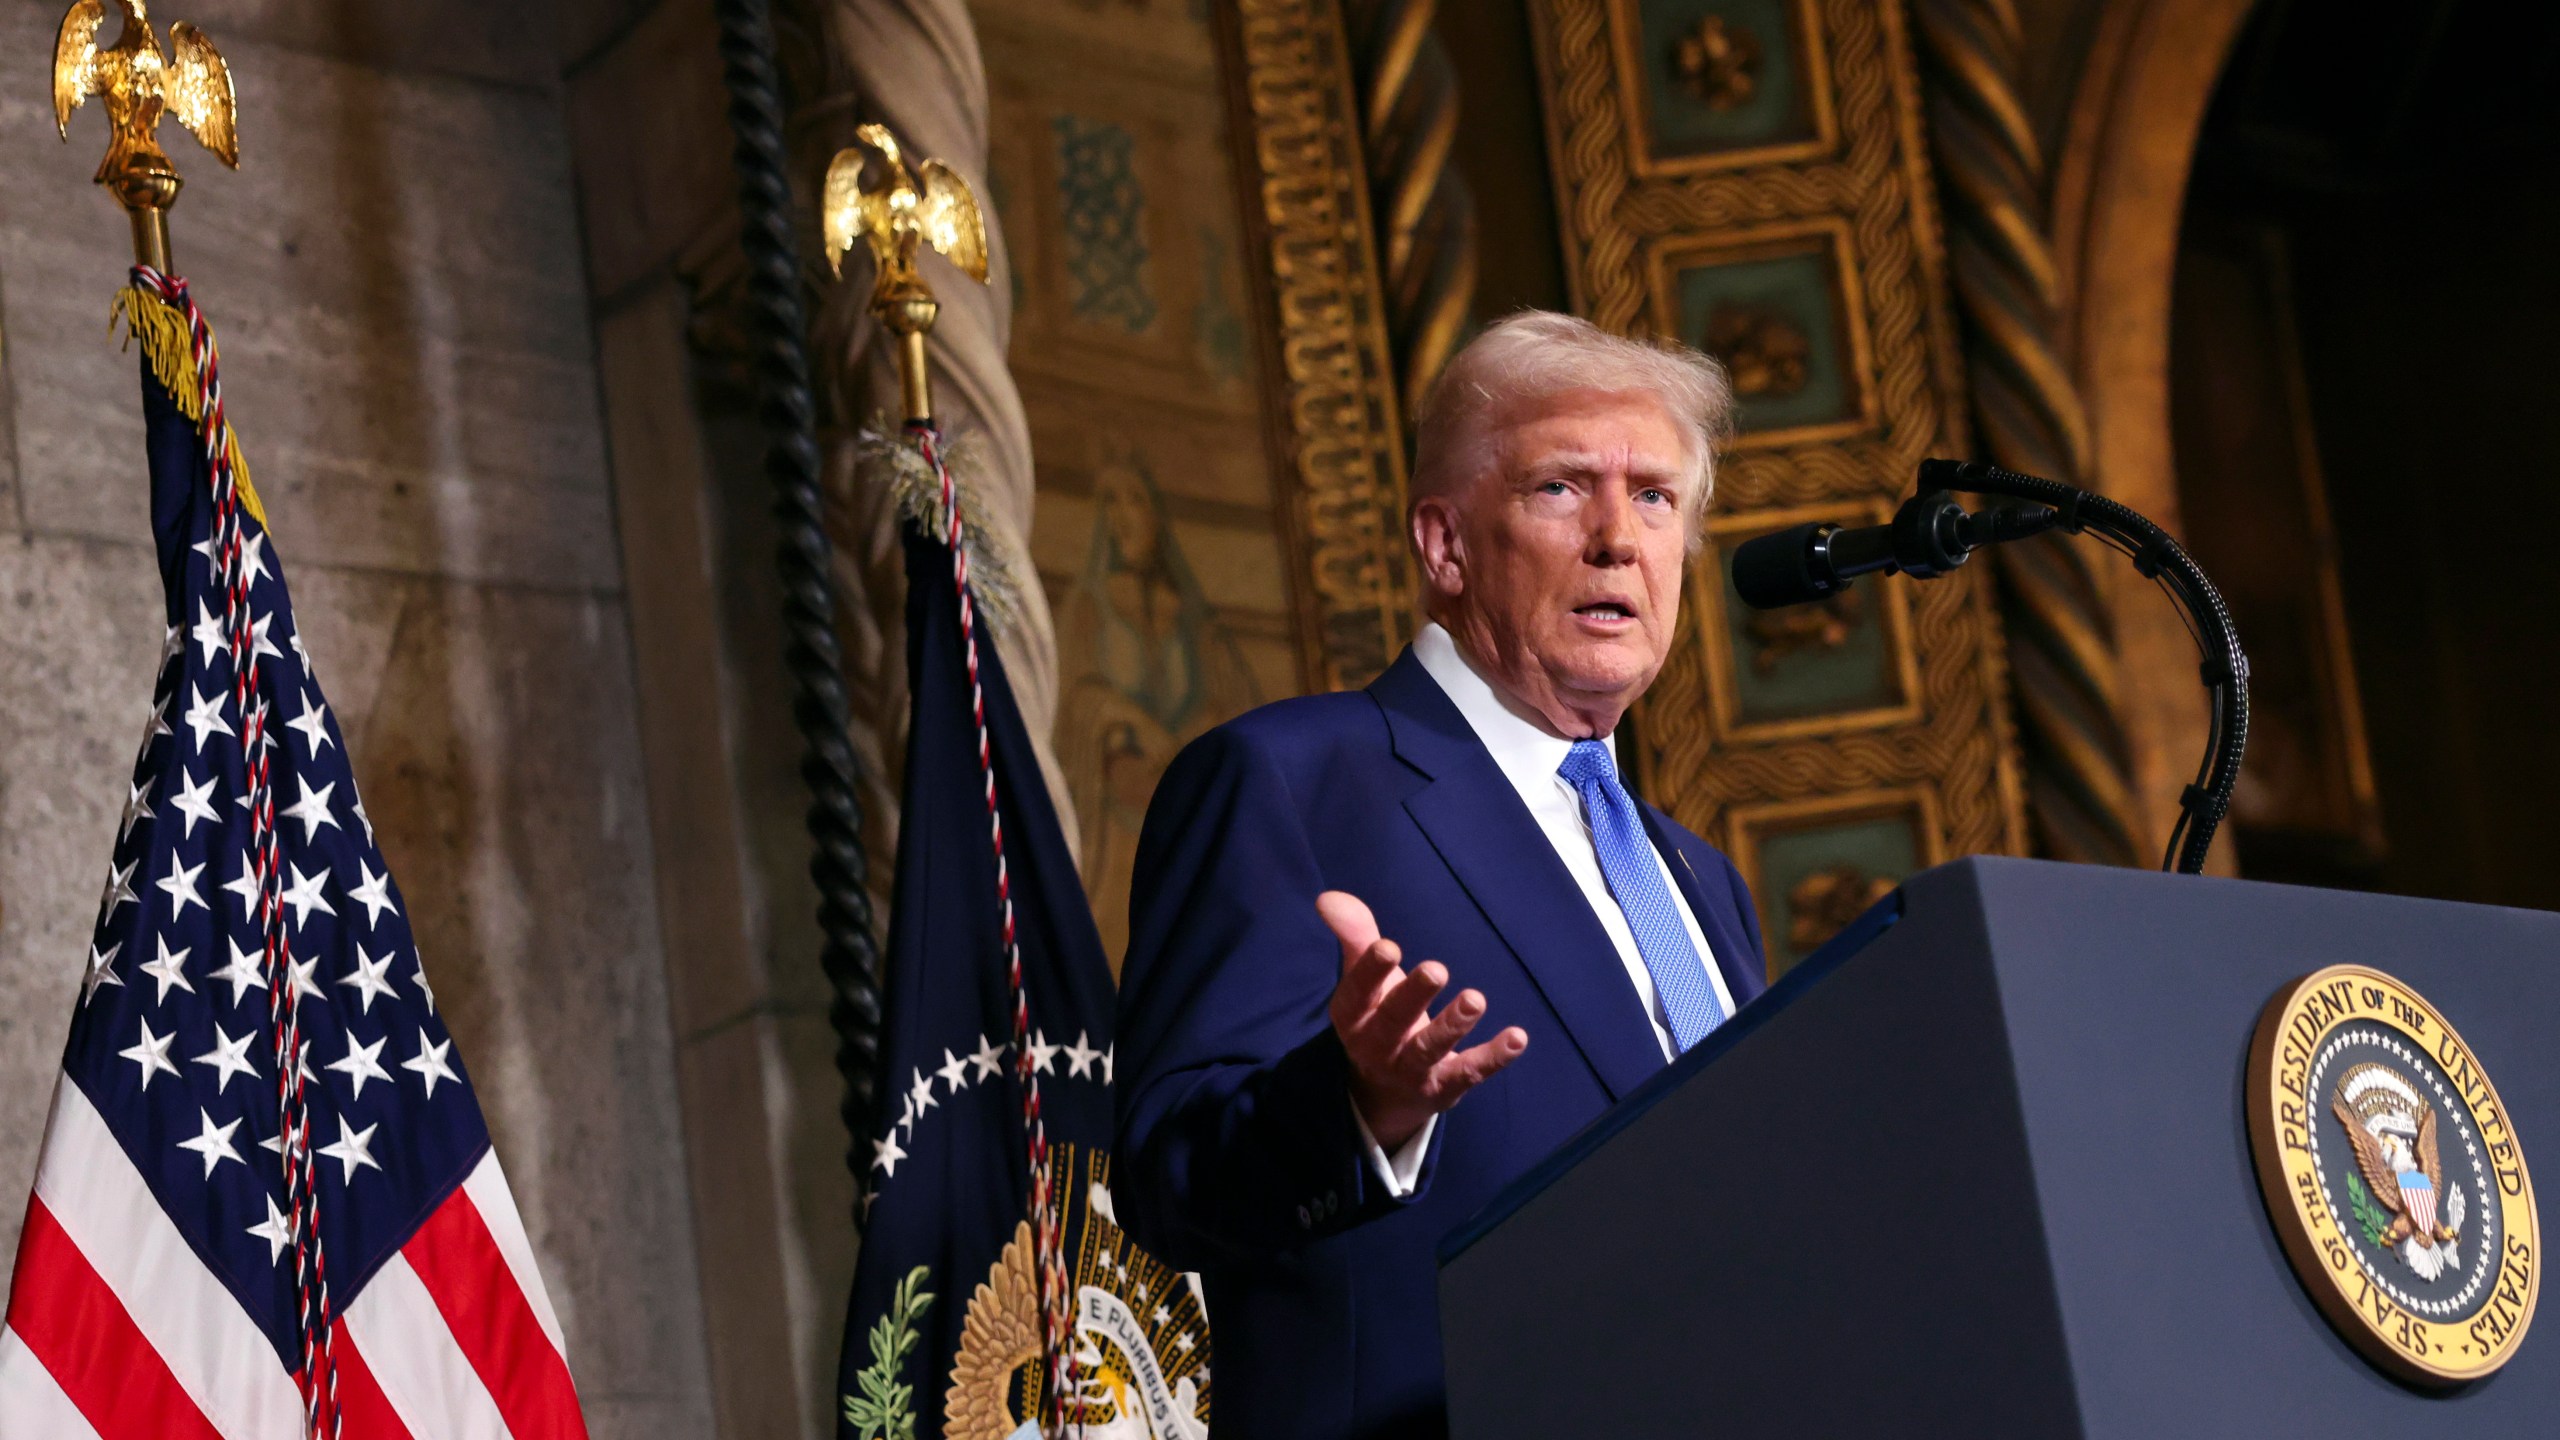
[1438,857,2559,1436]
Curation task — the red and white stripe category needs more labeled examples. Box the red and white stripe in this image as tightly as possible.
[2,1080,586,1439]
[2403,1175,2440,1236]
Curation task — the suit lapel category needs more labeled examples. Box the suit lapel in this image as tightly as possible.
[1639,804,1768,1009]
[1370,652,1665,1101]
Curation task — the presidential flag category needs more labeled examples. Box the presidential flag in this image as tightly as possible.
[836,428,1209,1440]
[0,269,587,1440]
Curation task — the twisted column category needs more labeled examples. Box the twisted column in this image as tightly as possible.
[789,0,1073,898]
[713,0,887,1197]
[1347,0,1479,422]
[1913,0,2146,866]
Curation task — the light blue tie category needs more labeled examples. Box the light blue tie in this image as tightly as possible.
[1557,739,1726,1053]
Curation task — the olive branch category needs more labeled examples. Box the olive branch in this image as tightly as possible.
[2345,1174,2393,1249]
[843,1266,936,1440]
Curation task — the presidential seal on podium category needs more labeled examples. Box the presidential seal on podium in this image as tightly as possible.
[2248,964,2540,1384]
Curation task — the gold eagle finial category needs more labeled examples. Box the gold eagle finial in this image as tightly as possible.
[822,124,989,423]
[822,123,989,294]
[53,0,238,267]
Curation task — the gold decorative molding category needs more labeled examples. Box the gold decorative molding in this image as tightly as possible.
[1642,217,1880,452]
[1782,862,1898,953]
[1216,0,1418,691]
[1529,0,2025,887]
[1725,784,1946,972]
[1608,0,1837,178]
[1698,498,1922,746]
[1670,16,1762,112]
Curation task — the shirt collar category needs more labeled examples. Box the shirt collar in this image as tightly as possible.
[1411,622,1615,799]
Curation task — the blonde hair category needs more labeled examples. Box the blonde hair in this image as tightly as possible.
[1410,310,1735,524]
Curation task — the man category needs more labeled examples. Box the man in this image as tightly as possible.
[1114,311,1764,1438]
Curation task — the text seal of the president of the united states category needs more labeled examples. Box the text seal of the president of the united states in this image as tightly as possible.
[2247,964,2539,1384]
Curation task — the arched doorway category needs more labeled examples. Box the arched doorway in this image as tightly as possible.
[2166,0,2560,907]
[2048,0,2259,859]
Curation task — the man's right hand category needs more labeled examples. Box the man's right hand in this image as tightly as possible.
[1318,890,1528,1152]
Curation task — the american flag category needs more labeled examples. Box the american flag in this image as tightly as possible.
[0,271,587,1440]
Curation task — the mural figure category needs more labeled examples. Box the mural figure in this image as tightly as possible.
[1059,442,1259,961]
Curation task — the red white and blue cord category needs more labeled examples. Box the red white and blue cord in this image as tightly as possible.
[133,265,340,1440]
[910,420,1080,1432]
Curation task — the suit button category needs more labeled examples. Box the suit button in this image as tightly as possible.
[1297,1204,1313,1230]
[1322,1191,1338,1215]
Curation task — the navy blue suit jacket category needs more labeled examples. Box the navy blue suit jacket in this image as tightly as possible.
[1114,648,1766,1439]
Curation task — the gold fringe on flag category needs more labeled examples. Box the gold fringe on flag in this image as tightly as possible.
[110,285,271,531]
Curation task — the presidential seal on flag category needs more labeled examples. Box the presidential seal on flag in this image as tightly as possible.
[943,1145,1208,1440]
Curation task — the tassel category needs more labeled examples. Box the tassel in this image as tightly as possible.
[856,419,1027,638]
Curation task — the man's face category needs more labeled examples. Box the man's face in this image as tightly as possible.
[1415,386,1696,738]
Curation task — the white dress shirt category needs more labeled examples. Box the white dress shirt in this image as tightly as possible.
[1355,624,1740,1195]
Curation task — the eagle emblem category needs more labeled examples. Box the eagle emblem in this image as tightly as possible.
[2332,1062,2467,1281]
[53,0,238,193]
[945,1151,1209,1440]
[822,123,989,298]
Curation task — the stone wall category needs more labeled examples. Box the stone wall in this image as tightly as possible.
[0,2,717,1435]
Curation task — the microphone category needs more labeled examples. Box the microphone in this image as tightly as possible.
[1726,456,2253,876]
[1728,490,2061,609]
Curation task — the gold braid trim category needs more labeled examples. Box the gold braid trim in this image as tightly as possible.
[110,286,270,531]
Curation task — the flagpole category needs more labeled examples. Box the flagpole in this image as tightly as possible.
[884,291,940,424]
[818,120,980,429]
[53,21,365,1437]
[110,160,179,272]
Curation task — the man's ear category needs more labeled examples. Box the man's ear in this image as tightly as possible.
[1411,496,1466,601]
